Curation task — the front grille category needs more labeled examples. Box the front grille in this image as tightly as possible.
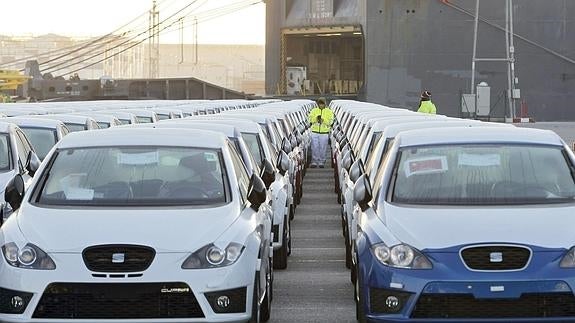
[461,245,530,270]
[412,293,575,319]
[33,282,204,319]
[83,245,155,272]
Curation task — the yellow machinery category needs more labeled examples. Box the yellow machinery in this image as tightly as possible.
[0,70,29,102]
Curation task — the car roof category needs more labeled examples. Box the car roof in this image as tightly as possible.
[56,128,228,149]
[145,120,239,138]
[32,114,94,123]
[396,126,565,147]
[184,117,261,133]
[5,117,65,129]
[0,121,17,133]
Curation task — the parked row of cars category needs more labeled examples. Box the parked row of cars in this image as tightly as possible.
[329,100,575,322]
[0,99,314,322]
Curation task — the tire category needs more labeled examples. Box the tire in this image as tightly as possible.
[250,272,271,323]
[356,270,367,323]
[273,220,288,269]
[289,204,295,221]
[345,235,352,269]
[249,275,261,323]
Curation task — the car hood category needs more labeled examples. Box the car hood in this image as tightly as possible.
[383,203,575,250]
[17,203,241,253]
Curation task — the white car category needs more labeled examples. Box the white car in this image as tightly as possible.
[0,128,272,322]
[0,122,41,220]
[4,118,69,161]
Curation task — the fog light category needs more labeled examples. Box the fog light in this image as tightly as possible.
[216,295,230,308]
[11,296,23,309]
[385,295,400,310]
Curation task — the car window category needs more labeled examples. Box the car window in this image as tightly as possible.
[242,133,264,164]
[228,142,250,202]
[97,122,111,129]
[0,135,12,172]
[36,146,227,206]
[20,127,58,160]
[391,144,575,205]
[14,131,30,171]
[157,114,170,121]
[65,123,87,132]
[119,119,131,125]
[136,116,153,123]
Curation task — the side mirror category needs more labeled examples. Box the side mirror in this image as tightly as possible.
[289,135,297,150]
[247,174,267,210]
[282,138,292,154]
[354,174,373,211]
[5,174,25,211]
[342,150,354,172]
[349,159,365,183]
[295,132,303,146]
[276,151,290,176]
[25,151,41,177]
[572,142,575,151]
[260,159,276,189]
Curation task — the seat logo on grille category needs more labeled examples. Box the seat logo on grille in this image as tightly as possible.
[112,253,125,264]
[489,252,503,263]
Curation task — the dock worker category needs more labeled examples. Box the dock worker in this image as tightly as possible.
[417,90,437,114]
[309,97,334,168]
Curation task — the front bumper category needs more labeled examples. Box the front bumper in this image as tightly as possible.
[358,243,575,322]
[0,252,257,322]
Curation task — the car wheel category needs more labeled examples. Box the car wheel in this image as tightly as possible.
[351,248,357,285]
[249,275,261,323]
[261,271,271,322]
[250,271,271,323]
[287,218,292,256]
[356,270,367,323]
[289,204,295,221]
[345,235,352,269]
[337,192,342,204]
[273,220,288,269]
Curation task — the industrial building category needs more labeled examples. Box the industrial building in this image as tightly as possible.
[266,0,575,120]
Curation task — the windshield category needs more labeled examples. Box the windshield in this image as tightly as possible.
[0,135,12,172]
[391,144,575,205]
[20,127,57,160]
[137,116,153,123]
[242,133,264,163]
[37,147,227,206]
[97,122,111,129]
[65,123,87,132]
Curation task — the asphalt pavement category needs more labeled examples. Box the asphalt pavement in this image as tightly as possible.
[270,164,356,322]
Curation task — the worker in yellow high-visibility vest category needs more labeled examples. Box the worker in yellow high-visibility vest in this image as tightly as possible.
[417,90,437,114]
[308,97,334,168]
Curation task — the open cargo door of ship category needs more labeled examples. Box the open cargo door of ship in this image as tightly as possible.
[281,25,364,97]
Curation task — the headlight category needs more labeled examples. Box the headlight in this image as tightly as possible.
[2,243,56,270]
[372,243,432,269]
[182,243,245,269]
[560,247,575,268]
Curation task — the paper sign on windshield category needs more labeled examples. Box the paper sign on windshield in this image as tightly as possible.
[117,151,159,165]
[458,153,501,167]
[404,156,448,177]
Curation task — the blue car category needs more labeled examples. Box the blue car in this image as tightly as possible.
[353,126,575,322]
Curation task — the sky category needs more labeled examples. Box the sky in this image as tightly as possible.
[0,0,265,44]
